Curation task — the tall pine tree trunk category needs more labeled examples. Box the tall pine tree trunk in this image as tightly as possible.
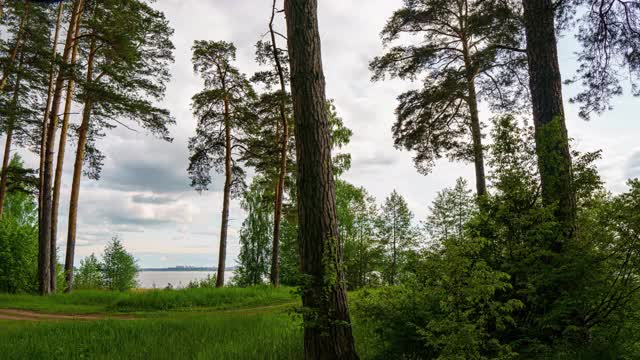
[216,96,232,288]
[39,2,63,227]
[284,0,359,358]
[64,35,95,293]
[40,0,83,296]
[269,0,288,287]
[522,0,576,245]
[50,11,82,292]
[466,81,486,197]
[0,127,14,219]
[0,3,29,94]
[459,6,487,197]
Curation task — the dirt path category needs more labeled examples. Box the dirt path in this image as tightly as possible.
[0,302,297,321]
[0,309,134,322]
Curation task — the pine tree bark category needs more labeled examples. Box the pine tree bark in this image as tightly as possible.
[41,0,83,295]
[0,127,12,219]
[459,4,487,197]
[522,0,576,244]
[269,0,288,287]
[284,0,359,358]
[216,95,232,288]
[0,3,29,94]
[65,35,95,293]
[466,81,487,197]
[39,2,63,227]
[50,10,82,292]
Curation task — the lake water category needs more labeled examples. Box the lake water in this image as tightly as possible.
[136,271,236,289]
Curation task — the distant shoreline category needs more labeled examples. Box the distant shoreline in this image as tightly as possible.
[140,267,236,272]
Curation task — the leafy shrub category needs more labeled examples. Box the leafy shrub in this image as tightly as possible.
[187,274,217,288]
[102,237,139,291]
[0,175,38,294]
[74,254,104,290]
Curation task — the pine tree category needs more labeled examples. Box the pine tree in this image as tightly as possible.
[188,40,255,288]
[371,0,526,196]
[425,178,475,245]
[284,0,359,357]
[0,1,51,219]
[377,190,417,285]
[64,0,175,292]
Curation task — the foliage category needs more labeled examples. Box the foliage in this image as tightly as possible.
[278,209,302,286]
[0,188,38,294]
[186,273,217,289]
[565,0,640,119]
[234,178,273,287]
[370,0,527,175]
[101,237,139,292]
[187,40,255,195]
[73,254,103,290]
[377,190,417,285]
[73,0,176,178]
[336,180,383,289]
[0,1,51,149]
[425,177,475,246]
[355,238,521,359]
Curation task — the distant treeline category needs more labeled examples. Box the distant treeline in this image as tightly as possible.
[140,267,237,272]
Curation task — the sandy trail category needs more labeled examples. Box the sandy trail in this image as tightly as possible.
[0,309,133,321]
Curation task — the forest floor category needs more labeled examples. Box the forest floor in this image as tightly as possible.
[0,287,377,359]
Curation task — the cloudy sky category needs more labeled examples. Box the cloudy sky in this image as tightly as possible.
[6,0,640,268]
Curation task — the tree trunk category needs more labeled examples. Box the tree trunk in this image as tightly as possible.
[39,1,63,228]
[269,0,289,287]
[40,0,83,296]
[0,3,29,94]
[216,96,232,288]
[50,10,82,292]
[459,6,487,197]
[64,35,95,293]
[466,82,487,197]
[284,1,359,358]
[0,127,14,219]
[522,0,576,244]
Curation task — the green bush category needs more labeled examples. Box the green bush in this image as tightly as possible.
[102,237,139,291]
[74,254,104,290]
[0,182,38,294]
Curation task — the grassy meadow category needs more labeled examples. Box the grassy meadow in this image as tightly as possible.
[0,287,379,359]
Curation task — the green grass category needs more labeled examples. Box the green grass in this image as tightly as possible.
[0,286,379,359]
[0,311,303,359]
[0,286,298,314]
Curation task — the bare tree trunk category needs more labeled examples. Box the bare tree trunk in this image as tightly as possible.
[0,127,14,219]
[39,2,64,227]
[522,0,576,245]
[284,0,359,358]
[50,10,82,292]
[216,96,232,288]
[269,0,289,287]
[458,5,487,197]
[40,0,83,295]
[64,35,95,293]
[0,3,29,93]
[466,82,487,196]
